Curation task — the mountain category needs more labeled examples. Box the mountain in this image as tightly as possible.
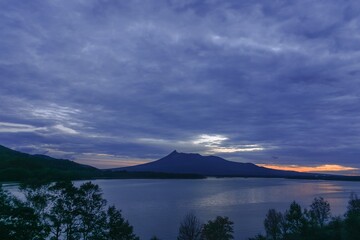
[0,145,204,181]
[0,144,100,181]
[115,150,312,177]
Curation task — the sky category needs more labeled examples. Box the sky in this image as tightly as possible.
[1,0,360,174]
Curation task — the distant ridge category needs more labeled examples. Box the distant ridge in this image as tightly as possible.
[114,150,312,177]
[3,145,358,181]
[0,144,99,181]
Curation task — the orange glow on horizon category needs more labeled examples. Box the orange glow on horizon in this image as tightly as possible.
[257,164,358,173]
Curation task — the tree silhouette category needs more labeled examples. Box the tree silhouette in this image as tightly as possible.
[284,201,308,239]
[107,205,139,240]
[0,185,45,239]
[4,181,139,240]
[248,234,266,240]
[202,216,234,240]
[264,209,284,240]
[78,182,107,240]
[150,236,161,240]
[0,186,17,239]
[325,216,343,240]
[177,213,203,240]
[308,197,331,228]
[248,196,360,240]
[48,181,82,240]
[344,193,360,239]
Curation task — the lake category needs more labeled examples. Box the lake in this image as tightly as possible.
[5,178,360,240]
[76,178,360,240]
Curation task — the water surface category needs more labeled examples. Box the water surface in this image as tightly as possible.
[75,178,360,240]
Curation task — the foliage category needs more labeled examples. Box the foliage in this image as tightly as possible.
[344,193,360,240]
[107,205,139,240]
[264,209,284,240]
[0,185,47,239]
[285,201,308,237]
[202,216,234,240]
[248,235,267,240]
[250,194,360,240]
[0,182,139,240]
[308,197,331,228]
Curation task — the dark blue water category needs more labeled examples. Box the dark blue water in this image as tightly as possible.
[77,178,360,240]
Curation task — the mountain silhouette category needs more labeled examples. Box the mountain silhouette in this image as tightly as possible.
[0,145,203,181]
[1,145,356,180]
[0,144,99,181]
[116,150,310,177]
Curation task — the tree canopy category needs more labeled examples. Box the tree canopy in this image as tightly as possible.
[1,181,139,240]
[252,194,360,240]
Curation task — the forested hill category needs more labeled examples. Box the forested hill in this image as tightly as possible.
[0,144,100,181]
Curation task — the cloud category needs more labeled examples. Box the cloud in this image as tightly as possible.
[1,0,360,170]
[0,121,79,138]
[31,104,81,123]
[53,124,79,135]
[192,134,228,146]
[0,122,45,133]
[211,145,265,153]
[192,134,267,154]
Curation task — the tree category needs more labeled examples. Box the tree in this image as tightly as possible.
[0,185,45,240]
[308,197,331,228]
[9,203,44,240]
[344,193,360,239]
[20,182,52,238]
[48,181,81,240]
[78,182,107,240]
[106,205,139,240]
[1,182,140,240]
[284,201,308,239]
[264,209,284,240]
[0,186,16,239]
[202,216,234,240]
[150,236,161,240]
[325,216,343,240]
[346,193,360,214]
[248,234,266,240]
[177,213,203,240]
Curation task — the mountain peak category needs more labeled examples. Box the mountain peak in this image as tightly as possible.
[169,150,178,155]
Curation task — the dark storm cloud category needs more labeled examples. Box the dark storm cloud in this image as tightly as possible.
[1,0,360,170]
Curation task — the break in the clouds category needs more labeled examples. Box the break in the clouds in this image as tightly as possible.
[1,0,360,172]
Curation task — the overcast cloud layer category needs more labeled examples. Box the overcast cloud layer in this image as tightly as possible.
[1,0,360,172]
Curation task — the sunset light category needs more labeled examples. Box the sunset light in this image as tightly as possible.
[257,164,358,173]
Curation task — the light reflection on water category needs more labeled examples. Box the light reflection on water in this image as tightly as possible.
[4,178,360,240]
[80,178,360,240]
